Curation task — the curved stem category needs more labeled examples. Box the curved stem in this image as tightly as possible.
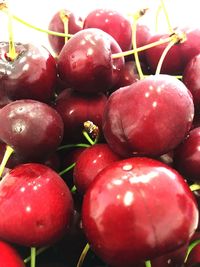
[132,14,144,79]
[184,239,200,263]
[57,143,91,151]
[0,145,14,178]
[82,130,95,146]
[190,184,200,192]
[160,0,173,34]
[59,162,76,176]
[6,1,17,60]
[155,39,176,75]
[76,243,90,267]
[112,36,173,59]
[30,247,36,267]
[145,260,152,267]
[24,246,48,264]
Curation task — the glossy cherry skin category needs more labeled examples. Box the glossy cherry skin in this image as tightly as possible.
[145,27,200,75]
[0,42,57,103]
[54,88,107,142]
[73,143,121,194]
[174,127,200,182]
[0,100,64,161]
[48,10,83,55]
[57,28,124,94]
[82,157,198,267]
[0,163,73,247]
[183,54,200,112]
[103,74,194,158]
[0,240,25,267]
[83,9,132,52]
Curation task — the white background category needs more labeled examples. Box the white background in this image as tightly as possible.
[0,0,199,54]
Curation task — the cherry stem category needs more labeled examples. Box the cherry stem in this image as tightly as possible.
[2,9,72,38]
[184,239,200,263]
[30,247,36,267]
[82,130,97,146]
[76,243,90,267]
[24,246,48,264]
[59,162,76,176]
[57,143,90,151]
[132,12,144,80]
[190,183,200,191]
[60,10,69,43]
[145,260,152,267]
[6,1,17,60]
[112,36,173,59]
[160,0,173,34]
[0,145,14,178]
[71,185,77,193]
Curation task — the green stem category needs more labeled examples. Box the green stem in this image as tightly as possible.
[30,247,36,267]
[190,184,200,192]
[184,239,200,263]
[145,260,152,267]
[155,39,176,75]
[112,36,173,59]
[0,145,14,178]
[59,162,76,176]
[132,14,144,79]
[6,1,17,60]
[76,243,90,267]
[71,185,77,193]
[57,143,91,151]
[82,130,95,146]
[160,0,173,34]
[24,246,48,264]
[60,10,69,43]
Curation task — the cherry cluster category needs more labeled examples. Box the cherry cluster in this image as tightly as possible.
[1,2,200,267]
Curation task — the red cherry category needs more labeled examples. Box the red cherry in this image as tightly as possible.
[73,143,121,194]
[48,9,83,55]
[0,240,25,267]
[0,42,57,103]
[83,8,132,52]
[0,163,73,247]
[103,74,194,157]
[57,28,124,94]
[82,157,198,267]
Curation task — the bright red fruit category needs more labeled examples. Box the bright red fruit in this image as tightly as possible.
[82,157,198,267]
[103,74,194,157]
[83,8,132,52]
[57,28,124,94]
[0,240,25,267]
[0,163,73,247]
[73,143,121,194]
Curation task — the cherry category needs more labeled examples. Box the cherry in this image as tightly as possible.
[54,88,107,142]
[183,53,200,112]
[0,42,57,103]
[48,9,83,55]
[145,27,200,75]
[57,28,124,94]
[0,240,25,267]
[73,143,121,194]
[0,99,64,161]
[83,8,132,52]
[0,163,73,247]
[103,74,194,157]
[174,127,200,183]
[82,157,198,267]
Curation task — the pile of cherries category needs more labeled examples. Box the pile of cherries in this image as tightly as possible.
[1,2,200,267]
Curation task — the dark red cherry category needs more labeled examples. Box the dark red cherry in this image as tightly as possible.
[0,240,25,267]
[183,54,200,112]
[83,8,132,52]
[174,127,200,182]
[0,100,64,161]
[48,10,83,55]
[0,42,57,103]
[57,28,124,94]
[0,163,73,247]
[54,88,107,142]
[145,27,200,75]
[82,157,198,267]
[103,74,194,157]
[73,143,121,194]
